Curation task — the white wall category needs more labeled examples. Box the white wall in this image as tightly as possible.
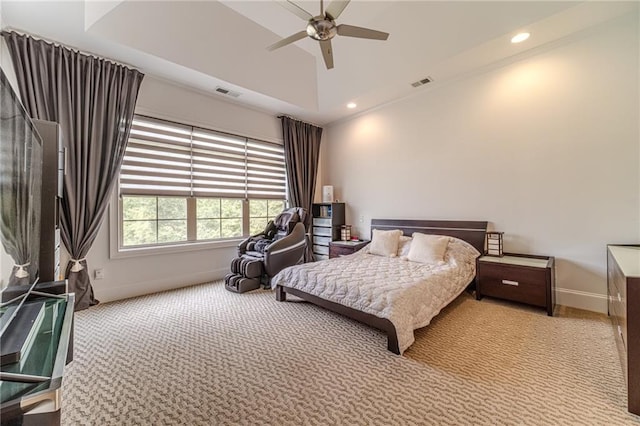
[85,76,283,303]
[323,16,639,313]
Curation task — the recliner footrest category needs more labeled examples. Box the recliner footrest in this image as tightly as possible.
[230,257,242,274]
[240,257,263,279]
[224,273,239,287]
[225,275,260,293]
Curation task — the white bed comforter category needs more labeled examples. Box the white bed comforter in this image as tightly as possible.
[271,238,480,353]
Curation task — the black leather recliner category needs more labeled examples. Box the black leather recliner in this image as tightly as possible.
[224,207,307,293]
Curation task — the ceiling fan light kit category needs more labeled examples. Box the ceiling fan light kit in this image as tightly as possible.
[306,19,337,40]
[268,0,389,70]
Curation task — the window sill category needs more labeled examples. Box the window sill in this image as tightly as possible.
[110,238,242,260]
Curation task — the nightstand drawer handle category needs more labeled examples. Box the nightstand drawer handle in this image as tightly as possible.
[502,279,519,286]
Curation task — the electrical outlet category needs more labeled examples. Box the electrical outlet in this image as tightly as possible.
[94,268,104,280]
[359,215,364,224]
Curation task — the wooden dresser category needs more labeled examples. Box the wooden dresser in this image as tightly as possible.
[607,244,640,415]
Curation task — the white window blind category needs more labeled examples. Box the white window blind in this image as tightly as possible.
[120,116,286,199]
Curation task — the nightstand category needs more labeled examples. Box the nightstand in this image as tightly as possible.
[329,240,369,258]
[476,253,555,316]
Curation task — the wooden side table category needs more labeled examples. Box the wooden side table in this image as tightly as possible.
[329,240,370,258]
[476,253,555,316]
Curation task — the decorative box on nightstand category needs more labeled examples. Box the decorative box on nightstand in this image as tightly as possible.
[476,253,556,316]
[329,240,370,258]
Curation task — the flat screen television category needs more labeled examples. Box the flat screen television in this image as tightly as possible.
[0,65,43,292]
[0,67,73,425]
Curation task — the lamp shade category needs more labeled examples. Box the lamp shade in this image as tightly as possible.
[322,185,334,203]
[486,232,504,257]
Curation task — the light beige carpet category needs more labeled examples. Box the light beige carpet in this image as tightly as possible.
[62,281,640,425]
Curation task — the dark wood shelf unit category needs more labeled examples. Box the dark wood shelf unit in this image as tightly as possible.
[311,203,345,261]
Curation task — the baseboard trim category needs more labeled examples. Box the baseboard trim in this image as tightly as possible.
[96,267,229,303]
[97,273,609,313]
[556,287,608,314]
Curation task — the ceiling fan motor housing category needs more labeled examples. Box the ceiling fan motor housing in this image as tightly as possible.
[306,17,337,41]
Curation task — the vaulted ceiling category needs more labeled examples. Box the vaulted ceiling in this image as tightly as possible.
[1,1,636,124]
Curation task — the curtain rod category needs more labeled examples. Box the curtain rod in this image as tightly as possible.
[1,29,138,71]
[277,114,323,129]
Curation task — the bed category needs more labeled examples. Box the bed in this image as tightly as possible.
[272,219,488,354]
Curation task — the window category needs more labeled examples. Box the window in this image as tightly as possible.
[118,116,286,248]
[196,198,243,240]
[249,199,286,235]
[122,196,187,246]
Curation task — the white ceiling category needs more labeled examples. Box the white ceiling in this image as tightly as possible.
[1,1,637,125]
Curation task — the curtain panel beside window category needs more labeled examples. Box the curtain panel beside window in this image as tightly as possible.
[3,31,144,311]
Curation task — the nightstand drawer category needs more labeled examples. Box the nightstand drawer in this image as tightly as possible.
[480,263,547,286]
[329,241,369,259]
[478,274,546,307]
[329,244,355,258]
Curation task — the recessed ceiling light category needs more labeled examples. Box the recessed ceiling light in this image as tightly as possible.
[511,32,530,44]
[347,102,357,109]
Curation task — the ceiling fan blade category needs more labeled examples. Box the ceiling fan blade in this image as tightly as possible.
[319,40,334,69]
[267,30,308,51]
[276,0,313,21]
[325,0,350,20]
[337,24,389,40]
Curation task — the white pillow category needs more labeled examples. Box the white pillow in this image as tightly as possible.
[407,233,450,264]
[397,235,412,257]
[369,229,402,257]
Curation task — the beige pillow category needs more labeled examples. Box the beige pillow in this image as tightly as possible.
[407,233,450,264]
[369,229,403,257]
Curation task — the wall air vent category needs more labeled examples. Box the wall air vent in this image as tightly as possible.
[411,76,433,88]
[215,86,241,98]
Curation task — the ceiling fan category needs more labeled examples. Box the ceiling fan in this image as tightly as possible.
[267,0,389,70]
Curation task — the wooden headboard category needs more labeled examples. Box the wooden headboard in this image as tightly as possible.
[371,219,488,254]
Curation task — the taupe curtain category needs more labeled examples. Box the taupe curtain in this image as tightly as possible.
[279,116,322,262]
[3,31,144,310]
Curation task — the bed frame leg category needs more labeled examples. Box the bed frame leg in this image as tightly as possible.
[387,331,400,355]
[275,286,286,302]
